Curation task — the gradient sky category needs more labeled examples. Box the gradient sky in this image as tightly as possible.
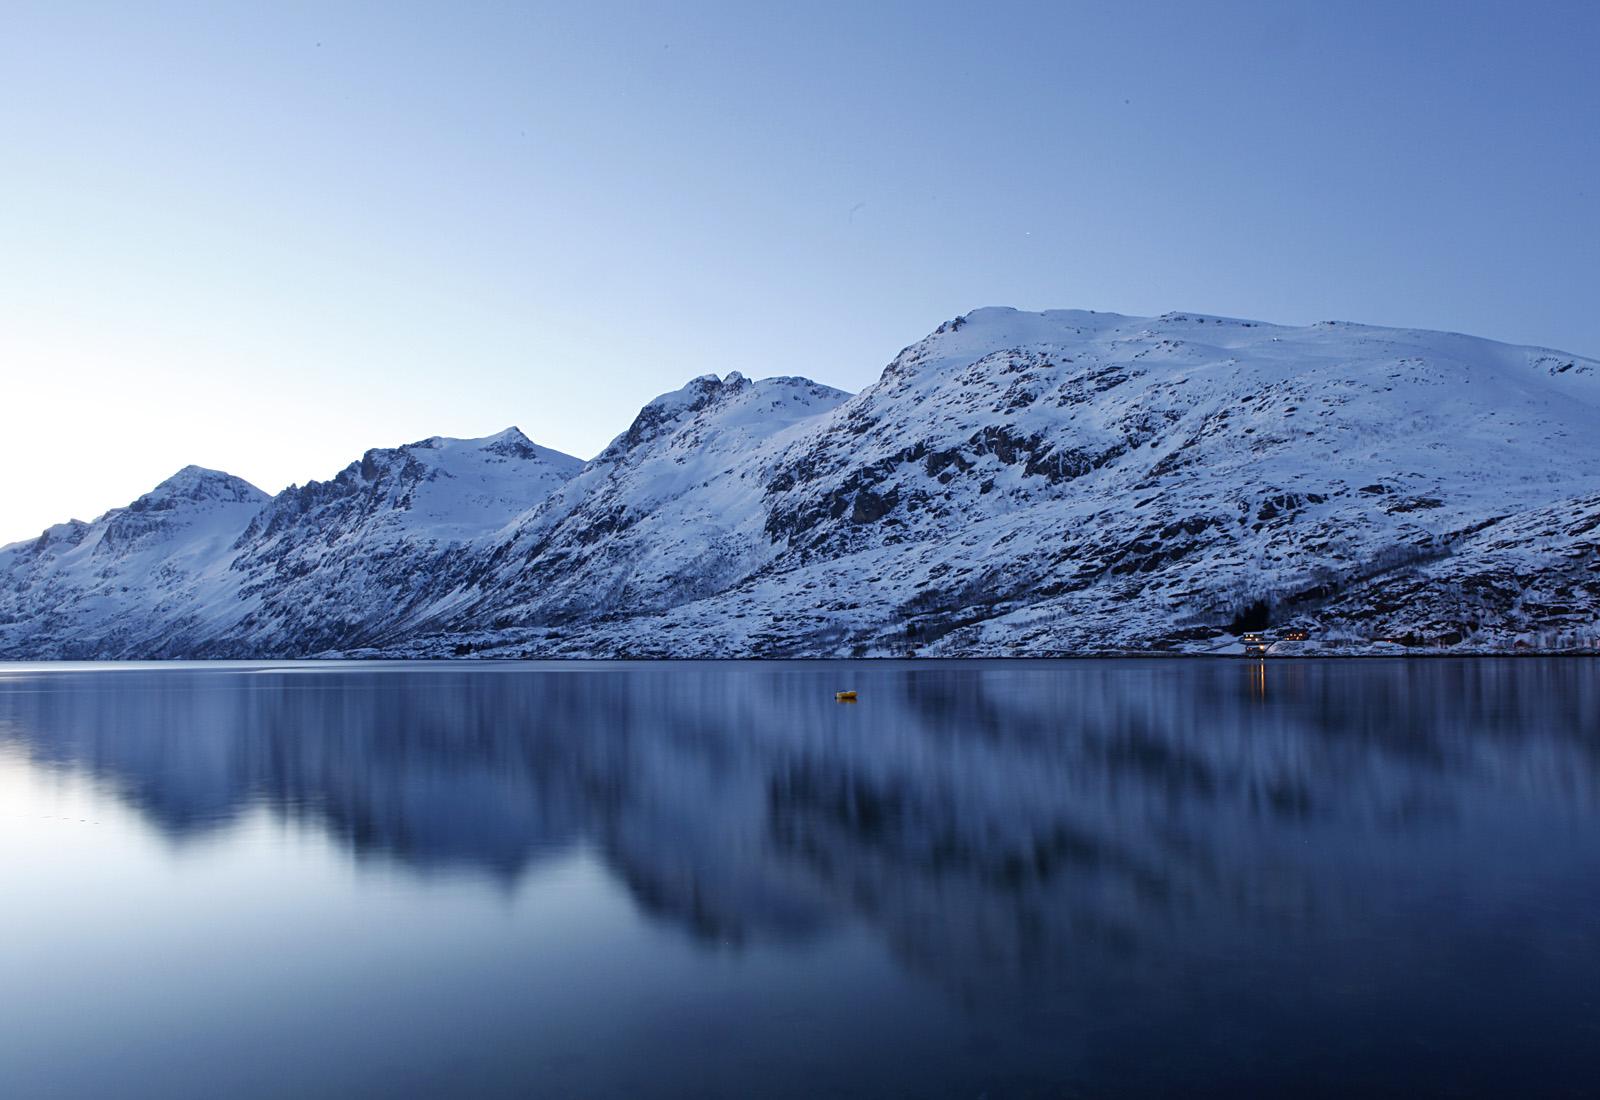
[3,0,1597,543]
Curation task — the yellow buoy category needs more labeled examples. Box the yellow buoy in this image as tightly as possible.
[835,690,857,702]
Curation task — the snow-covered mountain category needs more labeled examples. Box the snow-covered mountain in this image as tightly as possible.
[4,308,1598,658]
[454,372,851,627]
[222,427,580,655]
[0,467,269,657]
[0,429,580,657]
[408,308,1600,657]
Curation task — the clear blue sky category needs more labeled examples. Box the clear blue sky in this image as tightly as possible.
[2,0,1596,542]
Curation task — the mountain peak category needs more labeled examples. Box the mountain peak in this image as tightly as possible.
[9,307,1600,658]
[605,373,757,458]
[478,425,578,466]
[652,372,749,407]
[133,467,267,512]
[157,463,227,486]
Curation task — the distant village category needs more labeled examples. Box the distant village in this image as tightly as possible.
[1227,625,1599,657]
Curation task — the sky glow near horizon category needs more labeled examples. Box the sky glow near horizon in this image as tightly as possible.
[2,1,1597,543]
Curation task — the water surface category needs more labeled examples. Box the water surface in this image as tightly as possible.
[1,659,1597,1097]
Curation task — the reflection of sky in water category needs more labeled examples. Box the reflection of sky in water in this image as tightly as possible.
[1,659,1598,1098]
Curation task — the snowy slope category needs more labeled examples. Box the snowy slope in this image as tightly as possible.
[4,308,1598,658]
[0,430,582,657]
[447,372,851,628]
[220,427,583,655]
[0,467,269,657]
[416,308,1600,657]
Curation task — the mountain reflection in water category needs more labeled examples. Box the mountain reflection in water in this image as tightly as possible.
[1,658,1598,1097]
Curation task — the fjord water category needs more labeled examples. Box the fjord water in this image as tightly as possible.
[1,661,1596,1098]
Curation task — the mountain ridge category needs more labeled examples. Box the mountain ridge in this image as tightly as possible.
[4,308,1598,658]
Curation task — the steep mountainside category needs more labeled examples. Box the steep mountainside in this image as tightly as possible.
[0,467,269,657]
[453,373,850,628]
[3,308,1598,658]
[414,309,1600,657]
[217,427,582,655]
[0,430,581,657]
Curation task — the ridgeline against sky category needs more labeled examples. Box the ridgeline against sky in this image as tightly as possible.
[6,308,1599,658]
[2,1,1596,542]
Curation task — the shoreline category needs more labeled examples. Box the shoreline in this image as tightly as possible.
[2,650,1598,666]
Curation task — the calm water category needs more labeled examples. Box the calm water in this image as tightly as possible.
[1,659,1597,1098]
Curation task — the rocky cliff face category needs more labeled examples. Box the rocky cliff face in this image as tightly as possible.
[4,308,1598,658]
